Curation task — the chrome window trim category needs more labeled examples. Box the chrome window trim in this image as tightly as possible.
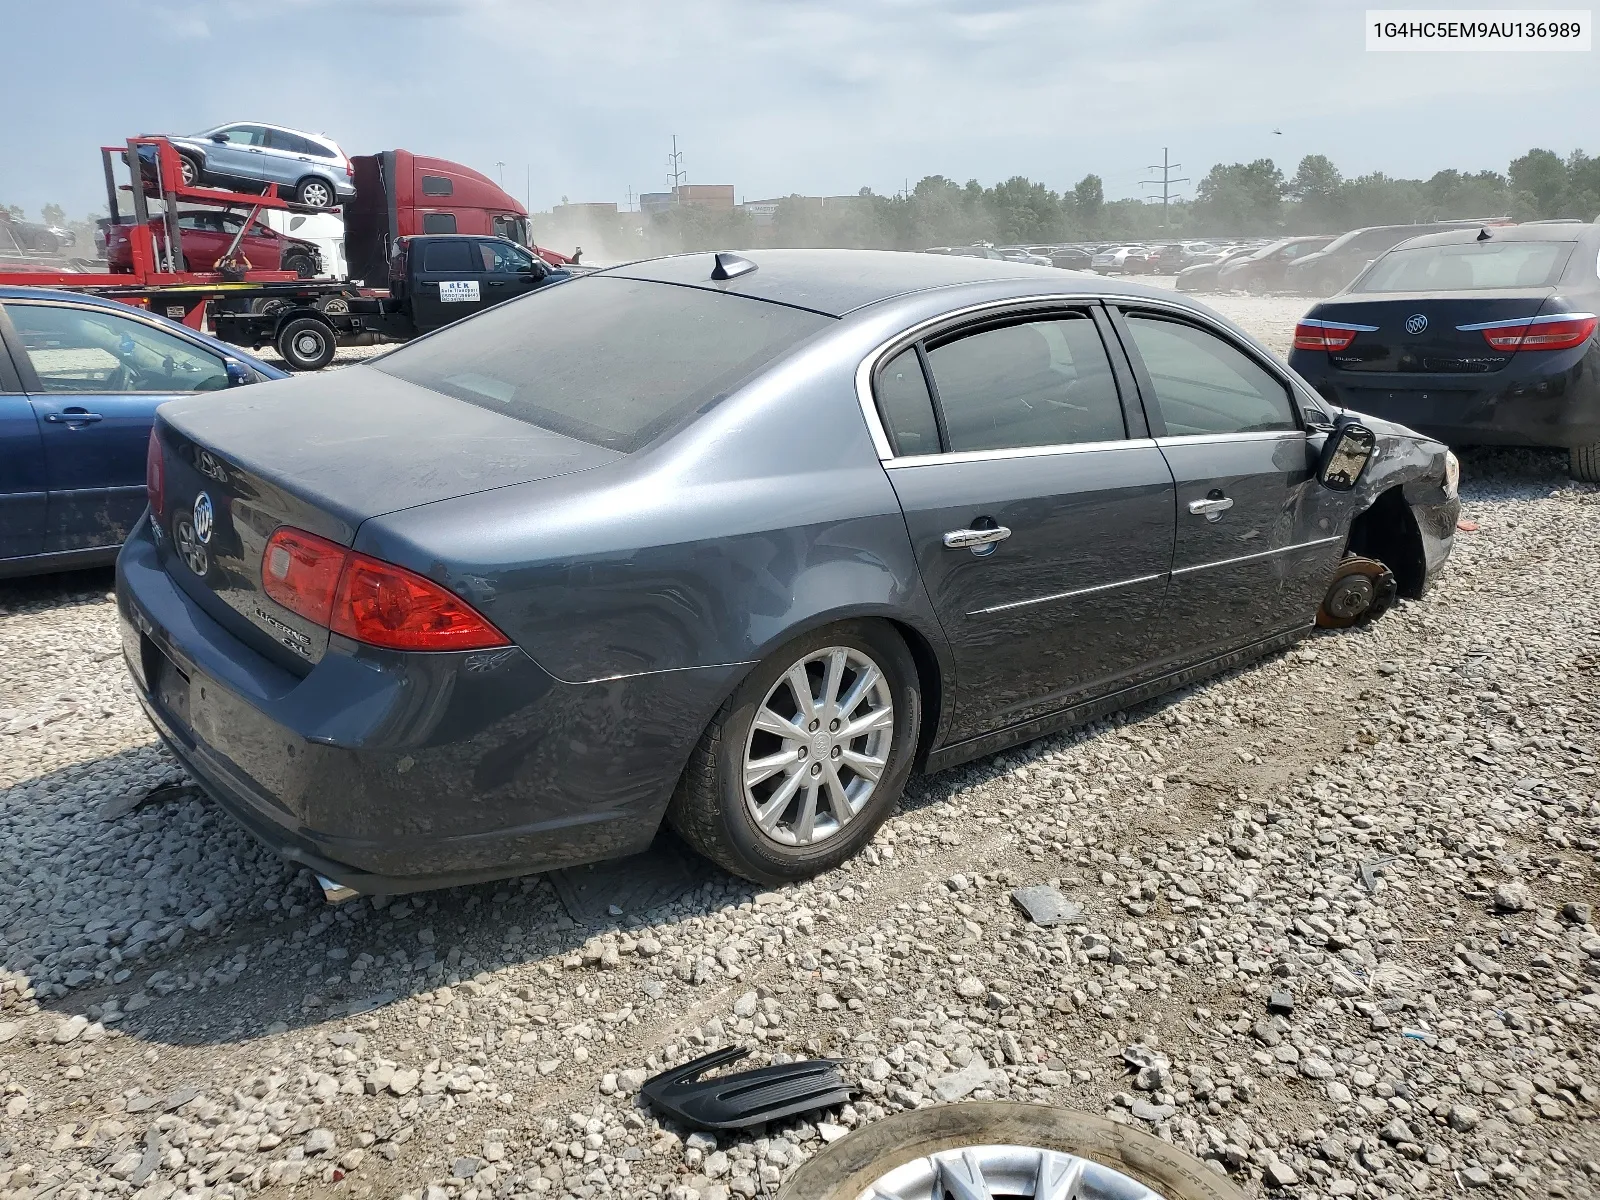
[1170,534,1343,577]
[854,291,1224,464]
[1455,311,1597,331]
[1154,430,1305,448]
[969,571,1167,617]
[885,436,1158,470]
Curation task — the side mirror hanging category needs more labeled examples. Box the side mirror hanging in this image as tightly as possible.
[1317,420,1376,491]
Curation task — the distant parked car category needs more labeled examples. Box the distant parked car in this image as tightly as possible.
[1175,246,1257,292]
[1215,236,1335,293]
[1284,222,1491,296]
[1050,248,1094,270]
[0,286,284,578]
[0,212,65,254]
[156,122,356,208]
[105,210,323,277]
[1090,246,1150,274]
[997,247,1052,267]
[1290,222,1600,481]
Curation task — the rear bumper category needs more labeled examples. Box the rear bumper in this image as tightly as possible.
[115,518,739,893]
[1292,352,1600,450]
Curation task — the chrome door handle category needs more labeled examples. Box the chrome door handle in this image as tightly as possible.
[943,525,1012,550]
[1187,497,1234,516]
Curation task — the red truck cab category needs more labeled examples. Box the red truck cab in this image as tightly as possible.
[345,151,574,285]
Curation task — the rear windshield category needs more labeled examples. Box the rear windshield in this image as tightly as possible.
[1354,241,1574,292]
[373,276,833,452]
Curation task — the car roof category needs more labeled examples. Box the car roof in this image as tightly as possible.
[596,248,1186,319]
[1389,222,1600,249]
[206,121,340,146]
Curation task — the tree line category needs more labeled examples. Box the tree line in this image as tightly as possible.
[535,147,1600,258]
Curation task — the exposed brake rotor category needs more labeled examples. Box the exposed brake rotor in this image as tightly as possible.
[1317,555,1397,628]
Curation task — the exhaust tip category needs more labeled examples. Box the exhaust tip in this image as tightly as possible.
[316,874,360,905]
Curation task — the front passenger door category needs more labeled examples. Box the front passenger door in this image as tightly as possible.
[1,301,231,553]
[880,308,1176,742]
[477,239,547,309]
[1114,308,1344,668]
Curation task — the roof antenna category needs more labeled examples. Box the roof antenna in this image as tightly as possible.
[1477,227,1492,241]
[711,252,757,280]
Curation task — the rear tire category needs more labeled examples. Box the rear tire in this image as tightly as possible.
[1570,443,1600,483]
[666,620,920,885]
[296,178,335,208]
[275,317,336,371]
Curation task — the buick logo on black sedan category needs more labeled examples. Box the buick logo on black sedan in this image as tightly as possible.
[1405,313,1428,335]
[192,492,214,544]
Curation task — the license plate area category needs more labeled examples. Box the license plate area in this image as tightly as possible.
[147,637,194,740]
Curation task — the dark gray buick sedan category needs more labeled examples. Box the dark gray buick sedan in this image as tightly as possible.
[116,249,1459,896]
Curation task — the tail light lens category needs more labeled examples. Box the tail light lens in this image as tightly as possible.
[1471,313,1598,352]
[261,527,509,652]
[145,429,165,520]
[1294,320,1374,352]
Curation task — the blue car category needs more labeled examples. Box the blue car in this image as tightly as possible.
[0,286,284,578]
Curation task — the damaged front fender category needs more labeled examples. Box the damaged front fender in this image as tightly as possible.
[1342,418,1461,600]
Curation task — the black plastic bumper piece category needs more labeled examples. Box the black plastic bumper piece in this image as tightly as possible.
[640,1047,855,1131]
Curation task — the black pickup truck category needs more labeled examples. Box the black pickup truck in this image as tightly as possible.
[211,233,570,369]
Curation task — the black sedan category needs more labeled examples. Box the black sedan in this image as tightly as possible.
[117,250,1459,897]
[1289,222,1600,481]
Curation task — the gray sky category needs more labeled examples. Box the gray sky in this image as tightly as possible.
[5,0,1597,218]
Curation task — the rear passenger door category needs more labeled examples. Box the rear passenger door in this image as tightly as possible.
[410,239,490,332]
[1111,306,1343,667]
[876,306,1177,742]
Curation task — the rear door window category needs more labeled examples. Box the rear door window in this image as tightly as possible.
[923,314,1125,452]
[373,277,832,452]
[421,240,474,272]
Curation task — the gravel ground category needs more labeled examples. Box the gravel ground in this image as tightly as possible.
[2,293,1598,1200]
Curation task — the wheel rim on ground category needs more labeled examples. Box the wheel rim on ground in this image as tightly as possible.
[302,182,331,207]
[743,645,893,848]
[862,1144,1164,1200]
[294,331,324,358]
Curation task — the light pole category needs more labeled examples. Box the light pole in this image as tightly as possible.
[496,161,506,189]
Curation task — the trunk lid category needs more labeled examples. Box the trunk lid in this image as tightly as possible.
[152,367,620,667]
[1311,291,1554,374]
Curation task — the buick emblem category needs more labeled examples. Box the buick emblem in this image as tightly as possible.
[1405,313,1428,335]
[192,492,214,544]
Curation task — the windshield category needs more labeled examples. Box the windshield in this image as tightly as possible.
[373,276,833,452]
[1354,240,1575,292]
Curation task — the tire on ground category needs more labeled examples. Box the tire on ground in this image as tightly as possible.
[666,619,920,885]
[275,316,336,371]
[777,1103,1247,1200]
[1570,443,1600,483]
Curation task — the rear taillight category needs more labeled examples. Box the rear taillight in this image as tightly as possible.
[1464,313,1598,352]
[262,527,345,626]
[261,527,510,652]
[145,429,165,520]
[1293,319,1376,352]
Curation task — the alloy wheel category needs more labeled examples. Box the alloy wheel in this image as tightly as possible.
[742,645,893,848]
[862,1144,1163,1200]
[301,181,332,207]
